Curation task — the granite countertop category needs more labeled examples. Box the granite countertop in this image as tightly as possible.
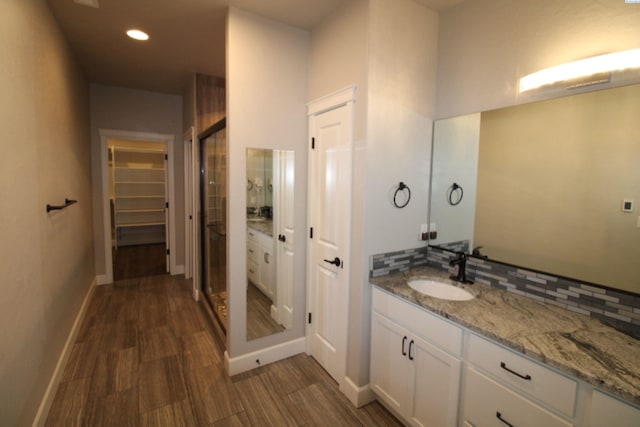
[370,266,640,405]
[246,218,273,237]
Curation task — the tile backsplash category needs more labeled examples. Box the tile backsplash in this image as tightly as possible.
[370,245,640,338]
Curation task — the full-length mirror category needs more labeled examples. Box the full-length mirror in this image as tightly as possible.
[246,148,295,340]
[430,83,640,293]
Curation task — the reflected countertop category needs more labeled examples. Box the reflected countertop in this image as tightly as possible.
[370,265,640,405]
[246,218,273,237]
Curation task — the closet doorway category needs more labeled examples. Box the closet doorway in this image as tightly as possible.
[109,139,167,280]
[99,129,176,284]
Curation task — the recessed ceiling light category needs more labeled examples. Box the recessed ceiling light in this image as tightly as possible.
[126,29,149,41]
[73,0,99,8]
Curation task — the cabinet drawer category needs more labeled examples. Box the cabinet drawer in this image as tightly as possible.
[467,333,577,417]
[247,259,259,284]
[247,240,259,262]
[247,227,259,242]
[372,287,462,356]
[462,367,573,427]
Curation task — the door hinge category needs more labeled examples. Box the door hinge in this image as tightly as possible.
[309,227,313,239]
[308,313,312,324]
[165,201,169,208]
[166,249,170,255]
[189,215,192,220]
[311,137,315,150]
[164,153,168,161]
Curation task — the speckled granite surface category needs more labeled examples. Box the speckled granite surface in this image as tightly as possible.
[370,266,640,406]
[247,219,273,237]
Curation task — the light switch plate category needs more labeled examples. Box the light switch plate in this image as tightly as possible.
[622,199,634,213]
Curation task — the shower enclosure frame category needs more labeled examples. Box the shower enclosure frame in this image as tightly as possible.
[198,118,228,332]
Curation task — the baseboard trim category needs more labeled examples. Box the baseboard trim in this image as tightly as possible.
[172,264,185,275]
[225,338,306,376]
[96,274,111,285]
[343,376,376,408]
[32,276,96,426]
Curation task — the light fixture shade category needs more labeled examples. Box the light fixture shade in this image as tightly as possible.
[126,29,149,41]
[519,48,640,93]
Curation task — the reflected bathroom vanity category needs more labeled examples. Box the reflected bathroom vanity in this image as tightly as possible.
[246,148,295,341]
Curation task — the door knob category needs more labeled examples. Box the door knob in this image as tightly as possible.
[323,257,341,267]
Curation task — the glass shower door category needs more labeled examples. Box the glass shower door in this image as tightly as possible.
[200,123,227,331]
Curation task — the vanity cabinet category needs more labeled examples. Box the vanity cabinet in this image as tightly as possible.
[588,391,640,427]
[371,288,462,426]
[258,232,275,300]
[246,227,275,301]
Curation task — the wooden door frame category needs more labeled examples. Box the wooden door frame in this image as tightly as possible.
[305,85,356,390]
[183,126,200,300]
[98,129,176,284]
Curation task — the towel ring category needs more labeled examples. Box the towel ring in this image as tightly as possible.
[393,182,411,209]
[448,182,463,206]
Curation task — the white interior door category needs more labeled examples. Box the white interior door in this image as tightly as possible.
[307,100,353,386]
[274,150,295,328]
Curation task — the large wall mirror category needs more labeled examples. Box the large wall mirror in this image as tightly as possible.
[246,148,295,340]
[430,83,640,294]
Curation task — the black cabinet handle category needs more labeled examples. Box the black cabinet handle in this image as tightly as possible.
[278,234,286,242]
[408,340,414,360]
[323,257,341,267]
[402,336,407,356]
[500,362,532,380]
[496,411,514,427]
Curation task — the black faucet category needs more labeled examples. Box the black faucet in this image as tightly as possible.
[449,253,474,284]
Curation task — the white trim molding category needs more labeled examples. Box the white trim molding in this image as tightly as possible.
[225,338,306,376]
[98,129,177,282]
[307,85,357,116]
[343,376,376,408]
[32,277,96,426]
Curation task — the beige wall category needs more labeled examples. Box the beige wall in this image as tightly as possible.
[0,0,93,424]
[475,84,640,292]
[436,0,640,118]
[90,84,184,276]
[227,8,309,356]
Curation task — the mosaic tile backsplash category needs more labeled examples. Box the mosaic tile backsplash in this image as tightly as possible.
[370,245,640,338]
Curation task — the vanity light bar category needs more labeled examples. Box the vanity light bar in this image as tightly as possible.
[519,48,640,93]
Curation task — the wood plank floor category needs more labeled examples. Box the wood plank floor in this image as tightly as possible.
[113,244,166,281]
[246,282,285,341]
[45,274,402,426]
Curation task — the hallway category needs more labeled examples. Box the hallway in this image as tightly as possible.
[44,274,401,426]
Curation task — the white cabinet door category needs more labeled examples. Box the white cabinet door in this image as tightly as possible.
[410,335,461,427]
[259,234,275,300]
[371,312,412,417]
[589,391,640,427]
[371,311,460,427]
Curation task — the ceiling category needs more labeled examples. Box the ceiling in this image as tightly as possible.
[46,0,463,95]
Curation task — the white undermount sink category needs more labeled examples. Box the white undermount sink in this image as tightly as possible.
[408,279,474,301]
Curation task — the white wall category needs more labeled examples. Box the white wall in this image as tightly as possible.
[436,0,640,118]
[349,0,439,387]
[430,113,480,248]
[226,8,309,357]
[308,0,371,389]
[308,0,439,389]
[89,84,184,277]
[0,0,93,424]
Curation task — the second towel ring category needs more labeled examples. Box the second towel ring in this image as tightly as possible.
[393,182,411,209]
[448,182,464,206]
